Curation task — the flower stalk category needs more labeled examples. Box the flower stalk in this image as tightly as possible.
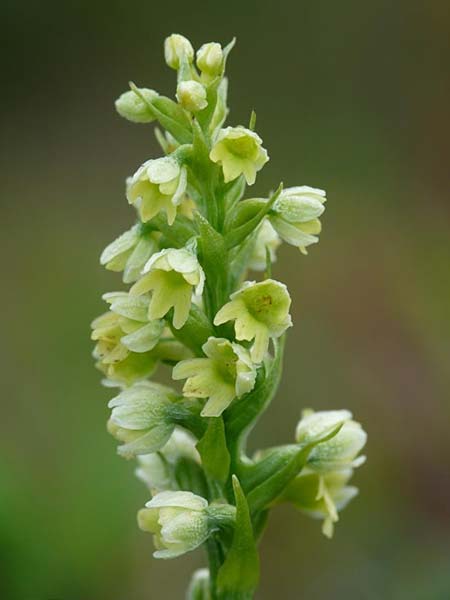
[91,32,367,599]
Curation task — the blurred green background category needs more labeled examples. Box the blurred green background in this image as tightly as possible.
[2,1,450,598]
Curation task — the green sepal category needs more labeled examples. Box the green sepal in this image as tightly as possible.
[169,303,215,356]
[224,184,283,249]
[217,476,259,598]
[196,417,230,484]
[129,82,193,144]
[245,425,343,514]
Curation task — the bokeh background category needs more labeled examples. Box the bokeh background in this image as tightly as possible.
[2,1,450,598]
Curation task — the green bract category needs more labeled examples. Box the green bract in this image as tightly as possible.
[210,126,269,185]
[173,336,257,417]
[92,32,367,599]
[214,279,292,363]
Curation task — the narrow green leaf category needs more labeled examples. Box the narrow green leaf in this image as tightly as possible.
[196,417,230,483]
[225,183,283,249]
[151,213,198,247]
[246,425,343,514]
[195,212,229,317]
[217,476,259,596]
[129,82,193,143]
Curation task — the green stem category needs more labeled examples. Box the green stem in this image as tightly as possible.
[207,536,224,600]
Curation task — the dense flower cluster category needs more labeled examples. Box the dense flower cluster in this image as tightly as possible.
[91,33,367,600]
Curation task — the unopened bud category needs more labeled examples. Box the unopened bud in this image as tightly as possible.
[115,88,157,123]
[197,42,223,79]
[164,34,194,70]
[176,80,208,112]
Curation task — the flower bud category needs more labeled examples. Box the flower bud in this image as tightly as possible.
[164,34,194,70]
[107,381,178,457]
[197,42,223,79]
[176,80,208,112]
[138,491,210,558]
[115,88,158,123]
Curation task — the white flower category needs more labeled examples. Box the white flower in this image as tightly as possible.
[135,428,200,493]
[214,279,292,363]
[210,126,269,185]
[137,491,209,558]
[130,247,205,329]
[107,381,178,457]
[173,337,257,417]
[269,186,326,254]
[284,468,358,538]
[295,409,353,445]
[127,156,187,225]
[248,219,281,271]
[100,225,158,283]
[164,34,194,70]
[91,292,165,384]
[176,80,208,112]
[296,410,367,472]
